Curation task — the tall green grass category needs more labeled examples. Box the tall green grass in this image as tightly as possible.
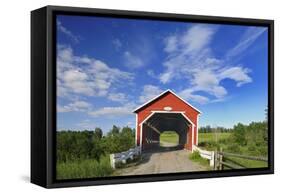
[57,155,113,180]
[198,132,231,150]
[198,131,268,169]
[189,151,211,169]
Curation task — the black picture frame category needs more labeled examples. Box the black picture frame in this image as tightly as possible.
[31,5,274,188]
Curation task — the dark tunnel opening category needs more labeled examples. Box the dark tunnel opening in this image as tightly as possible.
[141,113,191,152]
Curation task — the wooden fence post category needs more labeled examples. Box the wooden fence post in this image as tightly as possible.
[110,154,115,169]
[214,151,217,170]
[210,151,215,167]
[219,147,223,170]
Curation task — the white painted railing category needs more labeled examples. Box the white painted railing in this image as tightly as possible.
[110,146,141,169]
[193,145,215,167]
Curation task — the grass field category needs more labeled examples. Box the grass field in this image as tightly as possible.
[198,132,233,151]
[198,132,231,144]
[197,132,268,168]
[160,131,179,145]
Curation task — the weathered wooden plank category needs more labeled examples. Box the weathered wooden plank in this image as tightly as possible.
[220,161,245,169]
[219,148,223,170]
[145,122,161,134]
[219,152,268,162]
[224,157,247,168]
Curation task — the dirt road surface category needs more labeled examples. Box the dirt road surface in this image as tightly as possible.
[117,146,207,176]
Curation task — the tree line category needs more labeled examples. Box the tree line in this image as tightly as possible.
[57,125,135,163]
[229,121,268,156]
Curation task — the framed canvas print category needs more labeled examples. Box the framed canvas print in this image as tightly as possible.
[31,5,274,188]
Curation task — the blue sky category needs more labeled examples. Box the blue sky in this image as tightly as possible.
[56,15,268,132]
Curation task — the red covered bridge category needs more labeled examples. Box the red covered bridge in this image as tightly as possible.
[134,90,201,152]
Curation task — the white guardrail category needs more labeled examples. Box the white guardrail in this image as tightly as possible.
[110,146,141,169]
[193,145,215,167]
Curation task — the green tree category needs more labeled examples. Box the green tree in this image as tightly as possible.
[232,123,247,146]
[94,127,103,139]
[111,125,120,135]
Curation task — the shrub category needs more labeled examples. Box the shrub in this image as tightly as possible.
[189,151,209,167]
[189,151,201,160]
[198,141,219,150]
[226,144,241,153]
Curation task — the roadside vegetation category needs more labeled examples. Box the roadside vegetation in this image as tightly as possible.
[57,120,268,178]
[56,125,135,179]
[196,121,268,168]
[56,155,113,179]
[188,151,210,168]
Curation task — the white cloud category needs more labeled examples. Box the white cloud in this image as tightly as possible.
[193,69,219,89]
[219,67,252,87]
[113,39,122,50]
[160,71,173,84]
[89,85,164,117]
[226,27,266,59]
[179,89,210,104]
[89,106,132,117]
[191,69,227,99]
[63,69,94,96]
[181,25,216,53]
[123,51,145,69]
[57,100,91,113]
[139,85,163,103]
[164,35,178,53]
[147,69,157,78]
[160,24,259,104]
[108,92,128,103]
[160,24,217,84]
[63,69,88,82]
[57,20,80,43]
[57,45,134,99]
[211,86,227,98]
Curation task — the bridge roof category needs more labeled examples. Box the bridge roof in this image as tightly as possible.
[133,89,201,114]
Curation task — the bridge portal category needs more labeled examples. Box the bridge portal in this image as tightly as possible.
[133,90,201,152]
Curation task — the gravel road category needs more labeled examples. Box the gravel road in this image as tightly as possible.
[117,145,207,176]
